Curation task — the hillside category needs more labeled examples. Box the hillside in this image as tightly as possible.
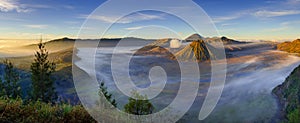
[273,65,300,122]
[0,44,76,103]
[277,39,300,55]
[21,37,75,53]
[1,47,73,71]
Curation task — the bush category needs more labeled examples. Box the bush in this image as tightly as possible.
[124,91,154,115]
[288,108,300,123]
[0,97,96,123]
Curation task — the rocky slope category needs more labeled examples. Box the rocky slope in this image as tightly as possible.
[135,38,213,62]
[185,34,203,42]
[277,39,300,55]
[273,65,300,122]
[134,38,174,56]
[171,39,211,62]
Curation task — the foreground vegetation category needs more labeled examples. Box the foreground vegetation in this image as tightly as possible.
[0,39,156,122]
[0,40,95,122]
[0,97,95,123]
[273,65,300,123]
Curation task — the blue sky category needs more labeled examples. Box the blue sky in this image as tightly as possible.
[0,0,299,41]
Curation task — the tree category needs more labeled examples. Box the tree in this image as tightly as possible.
[99,82,117,108]
[0,60,21,98]
[124,91,154,115]
[30,40,56,103]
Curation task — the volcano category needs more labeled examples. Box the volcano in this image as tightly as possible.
[185,34,203,42]
[172,39,211,62]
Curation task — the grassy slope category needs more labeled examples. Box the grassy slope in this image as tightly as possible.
[273,65,300,122]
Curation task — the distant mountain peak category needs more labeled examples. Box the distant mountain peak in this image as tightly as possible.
[185,33,203,42]
[62,37,72,40]
[50,37,75,42]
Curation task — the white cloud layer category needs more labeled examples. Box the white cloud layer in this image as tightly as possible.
[0,0,74,13]
[80,12,165,24]
[124,26,147,30]
[212,15,242,23]
[24,24,48,29]
[0,0,29,12]
[254,10,300,17]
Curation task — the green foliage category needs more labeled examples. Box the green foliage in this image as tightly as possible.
[30,41,57,103]
[287,108,300,123]
[0,60,21,98]
[99,82,117,108]
[0,97,96,123]
[274,65,300,122]
[124,91,154,115]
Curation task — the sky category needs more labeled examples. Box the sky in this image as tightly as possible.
[0,0,300,41]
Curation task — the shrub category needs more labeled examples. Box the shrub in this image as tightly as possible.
[124,91,154,115]
[0,97,96,122]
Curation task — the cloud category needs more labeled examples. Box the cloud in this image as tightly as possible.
[286,0,300,5]
[0,0,71,13]
[124,26,147,30]
[0,0,29,12]
[24,24,48,29]
[281,20,300,26]
[212,0,300,24]
[263,27,289,32]
[212,15,242,23]
[22,4,53,9]
[79,12,165,24]
[64,21,80,25]
[220,23,237,27]
[254,10,300,17]
[62,5,75,10]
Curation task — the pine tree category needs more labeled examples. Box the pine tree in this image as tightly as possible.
[30,40,56,103]
[99,82,117,108]
[124,91,154,115]
[0,60,21,98]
